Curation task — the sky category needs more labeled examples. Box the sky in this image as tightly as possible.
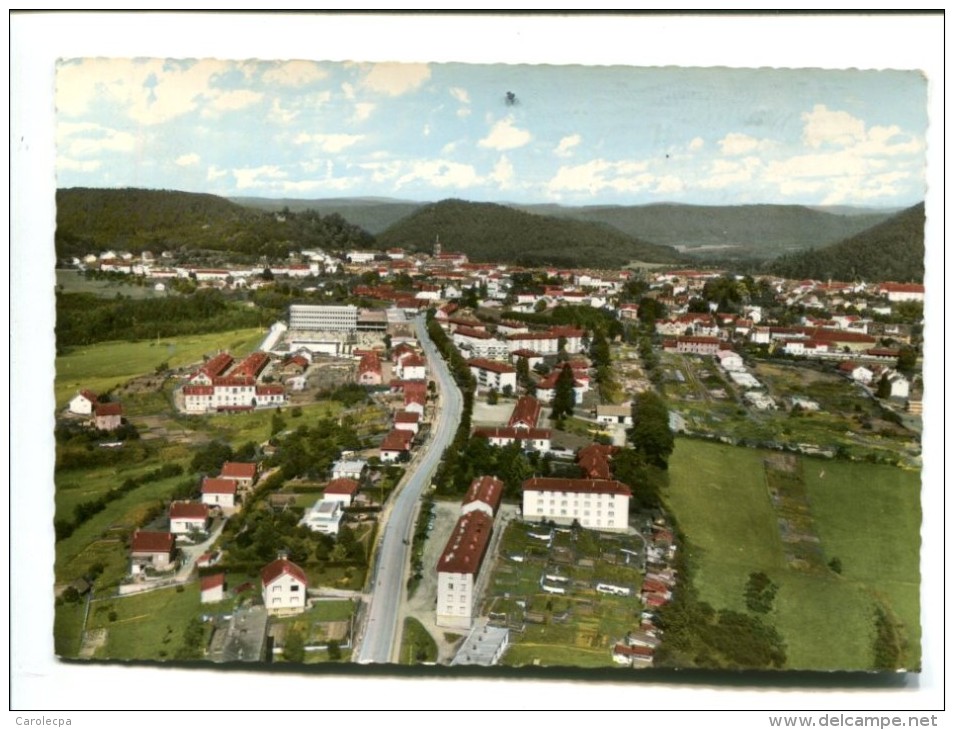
[55,59,928,208]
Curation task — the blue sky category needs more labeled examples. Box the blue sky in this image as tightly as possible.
[55,59,927,208]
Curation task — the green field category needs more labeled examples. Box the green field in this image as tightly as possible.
[400,616,438,665]
[55,328,265,407]
[57,269,174,300]
[85,582,213,661]
[666,437,921,670]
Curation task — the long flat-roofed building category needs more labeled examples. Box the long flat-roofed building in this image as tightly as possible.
[522,477,631,532]
[289,304,358,332]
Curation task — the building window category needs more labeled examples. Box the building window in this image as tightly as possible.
[291,584,300,592]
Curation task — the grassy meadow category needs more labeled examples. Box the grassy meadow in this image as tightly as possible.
[666,437,921,670]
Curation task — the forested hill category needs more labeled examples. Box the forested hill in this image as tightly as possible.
[232,196,423,235]
[514,202,895,259]
[374,199,685,267]
[770,202,925,283]
[55,187,373,259]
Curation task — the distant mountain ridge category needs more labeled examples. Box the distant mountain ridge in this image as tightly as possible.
[372,198,685,268]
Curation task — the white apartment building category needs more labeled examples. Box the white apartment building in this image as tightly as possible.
[289,304,358,332]
[436,510,494,630]
[521,478,631,532]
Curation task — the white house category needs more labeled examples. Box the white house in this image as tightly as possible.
[201,477,237,509]
[299,499,344,535]
[436,511,494,630]
[472,427,551,453]
[261,557,308,615]
[888,372,911,399]
[461,476,504,518]
[521,478,631,532]
[200,573,226,604]
[595,404,633,427]
[332,459,367,481]
[68,390,98,415]
[168,501,210,535]
[323,478,360,507]
[130,530,176,574]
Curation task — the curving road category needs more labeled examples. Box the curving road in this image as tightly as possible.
[354,315,462,664]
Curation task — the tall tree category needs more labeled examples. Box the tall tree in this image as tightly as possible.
[628,390,674,468]
[550,364,577,421]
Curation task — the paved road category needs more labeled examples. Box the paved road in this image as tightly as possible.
[354,315,462,664]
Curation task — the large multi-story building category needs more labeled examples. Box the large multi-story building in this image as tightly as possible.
[436,510,494,629]
[521,477,631,532]
[289,304,358,332]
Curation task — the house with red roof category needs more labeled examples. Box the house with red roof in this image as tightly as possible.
[436,511,494,629]
[130,530,176,574]
[92,402,123,431]
[201,477,238,509]
[380,429,414,463]
[508,395,541,430]
[168,501,210,535]
[403,381,427,415]
[261,557,308,615]
[357,352,383,386]
[462,476,504,518]
[323,478,360,506]
[219,462,257,491]
[472,426,551,453]
[393,410,421,435]
[200,573,226,604]
[396,353,427,381]
[68,389,98,416]
[522,477,631,532]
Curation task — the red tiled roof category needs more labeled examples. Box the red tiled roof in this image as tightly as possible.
[94,402,123,416]
[255,384,285,396]
[381,429,414,452]
[394,410,421,424]
[510,349,541,359]
[183,385,214,396]
[522,477,632,497]
[212,376,256,387]
[437,511,494,575]
[131,530,174,553]
[201,573,226,591]
[260,557,308,587]
[468,358,516,374]
[169,501,209,520]
[200,352,234,378]
[455,326,493,339]
[463,476,504,513]
[324,478,359,496]
[508,395,541,428]
[202,477,237,494]
[229,351,269,379]
[220,462,256,480]
[79,389,98,403]
[881,282,925,293]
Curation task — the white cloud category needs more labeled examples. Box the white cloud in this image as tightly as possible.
[689,137,705,151]
[654,176,684,194]
[360,63,431,96]
[554,134,582,158]
[293,133,363,153]
[261,61,328,87]
[204,89,263,114]
[57,156,101,173]
[490,155,515,187]
[232,165,287,190]
[396,159,481,189]
[423,124,431,137]
[441,141,459,155]
[547,159,653,195]
[175,153,200,167]
[268,99,298,125]
[352,103,376,122]
[57,122,137,158]
[449,87,470,104]
[700,157,763,190]
[342,82,356,101]
[206,165,228,182]
[479,116,532,151]
[802,104,866,149]
[718,133,769,156]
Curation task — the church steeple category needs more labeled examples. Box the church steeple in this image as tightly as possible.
[434,234,442,257]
